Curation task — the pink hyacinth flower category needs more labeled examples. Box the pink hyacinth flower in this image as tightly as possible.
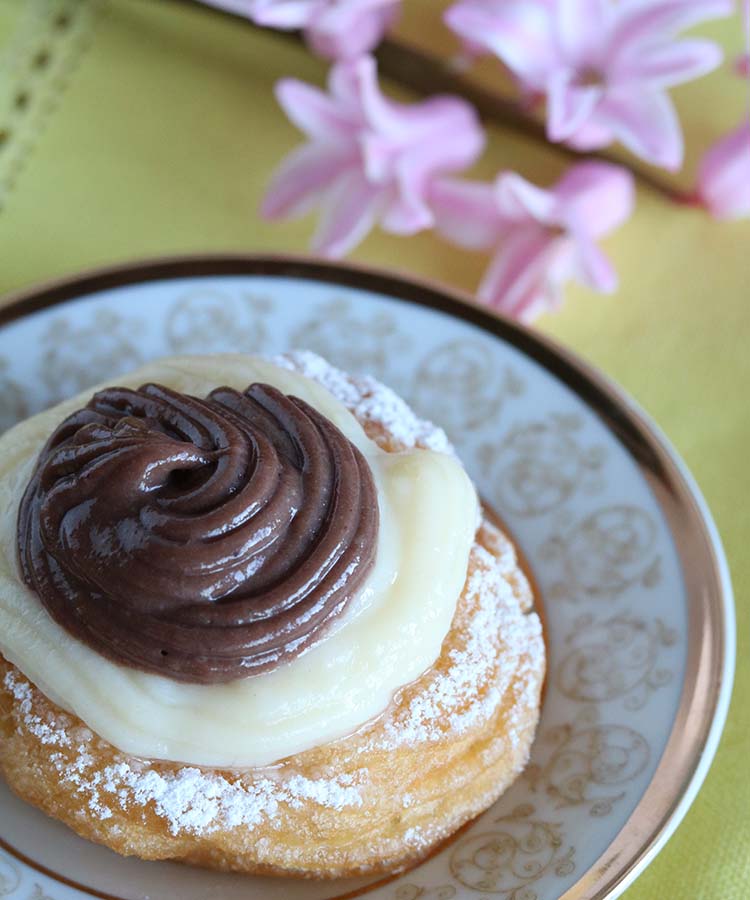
[430,162,634,322]
[695,4,750,221]
[247,0,399,59]
[445,0,732,170]
[696,122,750,219]
[262,56,485,257]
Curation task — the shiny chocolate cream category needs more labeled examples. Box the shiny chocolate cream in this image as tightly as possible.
[17,382,379,684]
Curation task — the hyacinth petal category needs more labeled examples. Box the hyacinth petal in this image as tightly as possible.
[495,172,557,223]
[564,118,616,151]
[613,0,734,48]
[275,79,353,139]
[600,88,684,169]
[261,145,352,219]
[359,93,483,187]
[360,132,393,184]
[697,122,750,219]
[429,178,504,249]
[619,38,724,87]
[556,0,611,62]
[248,0,318,27]
[547,74,603,142]
[444,0,555,89]
[347,56,412,136]
[307,1,398,59]
[351,57,390,130]
[312,172,382,257]
[574,234,619,292]
[380,190,433,234]
[430,159,632,322]
[395,106,486,179]
[396,140,482,225]
[328,57,364,113]
[384,121,485,233]
[200,0,311,25]
[553,162,635,237]
[406,95,487,139]
[268,54,485,253]
[478,227,561,319]
[314,0,397,29]
[352,62,480,142]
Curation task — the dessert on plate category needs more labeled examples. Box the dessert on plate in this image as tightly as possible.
[0,351,544,878]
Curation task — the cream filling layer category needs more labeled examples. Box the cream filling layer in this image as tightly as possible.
[0,354,478,768]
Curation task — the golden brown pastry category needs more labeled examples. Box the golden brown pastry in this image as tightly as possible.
[0,351,544,877]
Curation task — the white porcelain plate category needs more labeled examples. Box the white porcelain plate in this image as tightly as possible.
[0,257,734,900]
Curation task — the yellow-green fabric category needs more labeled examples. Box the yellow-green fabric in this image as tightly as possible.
[0,1,747,896]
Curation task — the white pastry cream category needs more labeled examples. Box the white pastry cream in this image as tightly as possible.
[0,354,479,767]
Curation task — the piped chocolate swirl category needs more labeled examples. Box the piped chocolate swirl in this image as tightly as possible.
[17,382,379,684]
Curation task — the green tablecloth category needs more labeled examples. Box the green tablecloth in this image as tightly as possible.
[0,1,747,896]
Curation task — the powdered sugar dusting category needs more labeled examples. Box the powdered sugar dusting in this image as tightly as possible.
[273,350,453,454]
[5,672,71,748]
[5,668,364,836]
[366,540,542,753]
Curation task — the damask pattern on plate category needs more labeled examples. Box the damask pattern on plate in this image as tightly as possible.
[526,707,650,817]
[410,339,523,437]
[392,886,457,900]
[557,614,677,709]
[538,505,662,603]
[449,805,575,898]
[0,850,62,900]
[166,289,272,354]
[26,886,56,900]
[0,852,21,898]
[476,415,606,518]
[289,297,411,383]
[38,309,144,407]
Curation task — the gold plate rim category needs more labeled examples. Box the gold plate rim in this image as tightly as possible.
[0,253,736,900]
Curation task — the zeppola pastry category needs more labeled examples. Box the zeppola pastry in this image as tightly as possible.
[0,351,545,877]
